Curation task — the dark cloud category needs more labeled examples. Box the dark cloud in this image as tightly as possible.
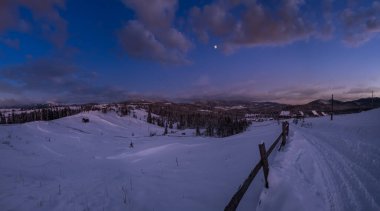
[0,98,36,107]
[119,0,192,64]
[0,59,129,104]
[190,0,316,52]
[0,81,22,95]
[0,0,67,48]
[118,20,190,64]
[341,1,380,45]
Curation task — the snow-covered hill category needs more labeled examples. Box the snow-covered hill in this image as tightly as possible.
[0,111,281,211]
[1,109,379,211]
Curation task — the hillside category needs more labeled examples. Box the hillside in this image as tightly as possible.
[0,110,280,210]
[1,108,380,210]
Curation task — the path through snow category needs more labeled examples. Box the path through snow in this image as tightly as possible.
[257,109,380,211]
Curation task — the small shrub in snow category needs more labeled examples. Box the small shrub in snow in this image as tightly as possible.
[2,140,11,145]
[121,185,128,204]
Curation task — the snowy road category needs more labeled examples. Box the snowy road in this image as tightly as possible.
[257,109,380,211]
[300,128,380,211]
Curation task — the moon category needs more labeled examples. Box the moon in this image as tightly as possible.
[213,45,218,49]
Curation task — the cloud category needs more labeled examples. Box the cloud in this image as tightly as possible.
[0,98,36,107]
[176,79,351,104]
[0,81,22,95]
[345,87,380,95]
[0,59,129,104]
[0,37,20,49]
[190,0,316,52]
[193,75,210,87]
[341,1,380,45]
[0,0,67,48]
[119,0,192,64]
[318,0,335,40]
[118,20,190,64]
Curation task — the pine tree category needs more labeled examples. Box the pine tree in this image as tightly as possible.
[163,124,168,135]
[147,107,152,124]
[196,126,201,136]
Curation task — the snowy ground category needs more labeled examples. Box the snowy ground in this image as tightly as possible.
[1,109,380,211]
[258,109,380,211]
[0,111,281,211]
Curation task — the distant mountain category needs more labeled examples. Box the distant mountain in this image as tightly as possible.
[348,97,380,106]
[2,97,379,116]
[290,97,380,114]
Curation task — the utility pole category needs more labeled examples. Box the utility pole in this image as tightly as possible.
[331,94,334,121]
[372,90,374,109]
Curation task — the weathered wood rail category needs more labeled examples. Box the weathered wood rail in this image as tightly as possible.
[224,121,290,211]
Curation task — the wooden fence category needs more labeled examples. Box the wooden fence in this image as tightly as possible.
[224,121,290,211]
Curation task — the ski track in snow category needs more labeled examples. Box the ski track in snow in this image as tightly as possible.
[41,144,64,157]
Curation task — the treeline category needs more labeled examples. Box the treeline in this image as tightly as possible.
[0,102,250,138]
[0,103,130,125]
[143,103,250,137]
[0,107,82,124]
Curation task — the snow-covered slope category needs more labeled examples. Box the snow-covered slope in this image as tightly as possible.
[2,109,379,211]
[257,109,380,211]
[0,111,281,211]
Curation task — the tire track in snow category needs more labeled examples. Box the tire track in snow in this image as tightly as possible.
[298,128,380,211]
[306,131,380,209]
[293,132,342,211]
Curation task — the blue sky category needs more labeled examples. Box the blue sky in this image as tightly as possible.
[0,0,380,105]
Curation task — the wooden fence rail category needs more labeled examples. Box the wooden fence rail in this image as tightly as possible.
[224,122,289,211]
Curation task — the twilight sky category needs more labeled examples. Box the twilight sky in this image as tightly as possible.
[0,0,380,106]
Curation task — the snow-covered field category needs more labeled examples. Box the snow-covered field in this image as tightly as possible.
[1,109,380,211]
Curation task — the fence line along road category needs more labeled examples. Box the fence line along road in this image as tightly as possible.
[224,121,289,211]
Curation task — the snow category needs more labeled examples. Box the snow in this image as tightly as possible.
[257,108,380,211]
[280,111,290,116]
[1,108,380,210]
[311,110,319,116]
[215,105,246,110]
[0,111,281,211]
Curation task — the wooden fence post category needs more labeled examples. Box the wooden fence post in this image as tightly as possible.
[286,121,289,136]
[259,143,269,188]
[279,122,287,151]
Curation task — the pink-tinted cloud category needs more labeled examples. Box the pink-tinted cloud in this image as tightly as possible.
[0,0,67,48]
[341,1,380,45]
[119,0,192,64]
[190,0,316,52]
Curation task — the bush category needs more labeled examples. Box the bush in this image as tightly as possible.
[82,117,89,123]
